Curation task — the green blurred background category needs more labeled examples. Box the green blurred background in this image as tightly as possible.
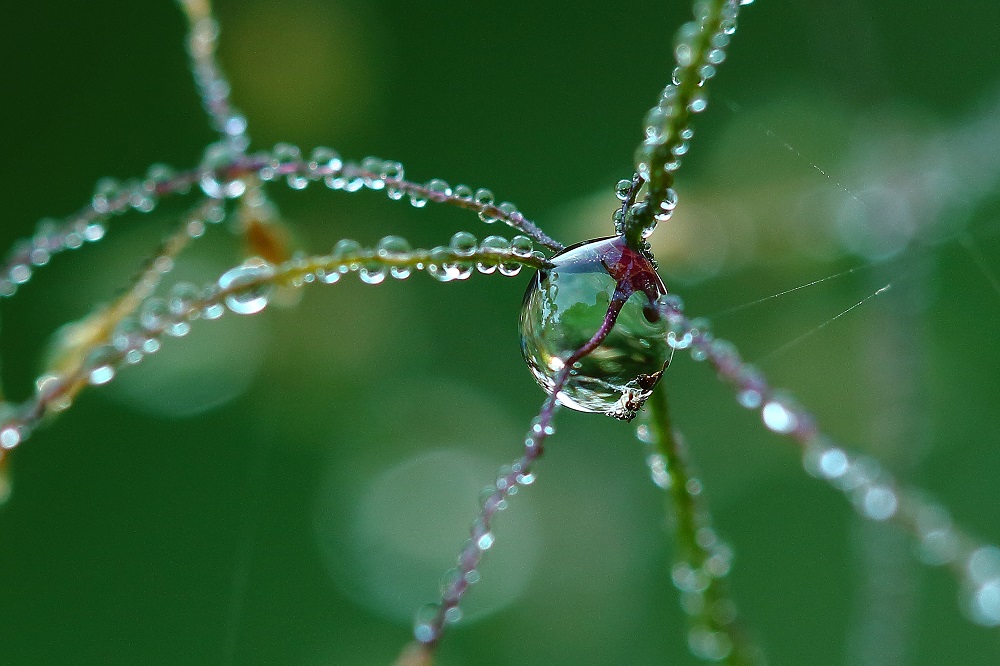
[2,0,1000,664]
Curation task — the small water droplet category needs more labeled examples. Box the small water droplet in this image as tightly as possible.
[510,235,534,259]
[688,91,708,114]
[688,624,733,661]
[91,178,123,214]
[409,190,428,208]
[413,603,441,644]
[273,143,307,189]
[0,425,21,450]
[309,146,343,182]
[969,579,1000,626]
[426,178,452,200]
[359,263,387,285]
[199,142,245,198]
[762,398,797,434]
[967,546,1000,585]
[475,189,498,222]
[616,180,635,203]
[217,259,275,314]
[449,231,478,257]
[360,156,386,190]
[818,447,849,479]
[140,298,170,333]
[168,282,201,318]
[860,485,898,521]
[377,235,412,280]
[477,236,510,274]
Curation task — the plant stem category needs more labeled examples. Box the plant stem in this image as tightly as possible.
[644,381,761,665]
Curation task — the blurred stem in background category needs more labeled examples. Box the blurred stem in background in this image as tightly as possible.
[643,381,762,664]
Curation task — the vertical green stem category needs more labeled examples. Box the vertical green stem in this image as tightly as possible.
[644,381,761,665]
[625,0,745,248]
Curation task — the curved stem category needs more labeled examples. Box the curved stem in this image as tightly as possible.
[0,240,549,456]
[0,153,560,302]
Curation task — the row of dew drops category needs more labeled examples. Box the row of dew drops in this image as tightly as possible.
[0,140,534,301]
[636,416,743,663]
[0,144,543,451]
[652,293,1000,631]
[200,142,528,227]
[77,229,539,392]
[625,0,748,245]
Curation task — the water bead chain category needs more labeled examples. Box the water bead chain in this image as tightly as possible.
[0,234,546,456]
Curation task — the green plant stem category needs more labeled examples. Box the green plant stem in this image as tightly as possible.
[645,380,761,665]
[625,0,742,248]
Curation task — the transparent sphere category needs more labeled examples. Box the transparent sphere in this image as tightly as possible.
[519,236,670,421]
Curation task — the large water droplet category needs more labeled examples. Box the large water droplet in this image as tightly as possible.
[217,259,276,315]
[519,236,670,420]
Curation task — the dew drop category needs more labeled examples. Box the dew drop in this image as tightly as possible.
[510,235,534,258]
[199,142,245,198]
[426,178,452,200]
[449,231,478,257]
[377,235,412,280]
[360,156,386,190]
[476,532,496,551]
[316,268,340,285]
[140,298,170,333]
[519,236,669,420]
[477,235,510,274]
[818,447,849,479]
[688,91,709,114]
[413,603,441,644]
[762,399,797,434]
[688,625,733,662]
[168,282,201,318]
[9,264,31,285]
[427,246,457,282]
[88,365,115,386]
[309,146,343,182]
[0,421,22,449]
[92,177,122,213]
[409,191,428,208]
[861,485,898,521]
[273,143,307,189]
[475,189,498,223]
[217,259,275,315]
[359,264,386,285]
[967,546,1000,585]
[968,576,1000,627]
[516,471,536,486]
[202,299,225,320]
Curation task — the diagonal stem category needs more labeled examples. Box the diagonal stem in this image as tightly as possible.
[404,290,630,657]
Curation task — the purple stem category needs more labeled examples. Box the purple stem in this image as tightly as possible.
[417,292,626,648]
[1,155,561,297]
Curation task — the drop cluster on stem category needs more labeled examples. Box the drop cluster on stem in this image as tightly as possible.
[654,292,1000,629]
[0,233,548,458]
[625,0,749,247]
[413,412,552,647]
